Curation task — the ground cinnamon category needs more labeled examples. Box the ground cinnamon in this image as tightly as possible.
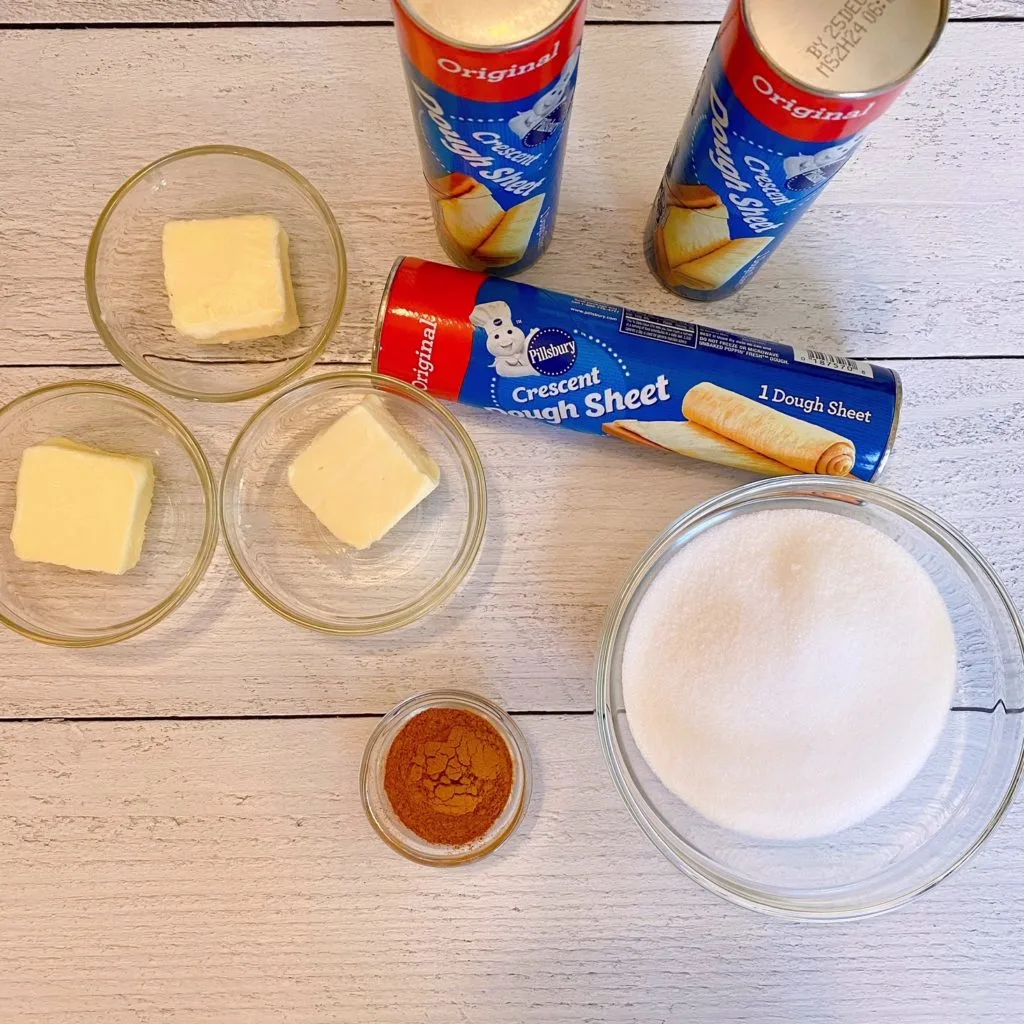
[383,707,514,847]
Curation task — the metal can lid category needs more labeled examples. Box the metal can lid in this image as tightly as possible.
[742,0,949,101]
[394,0,583,53]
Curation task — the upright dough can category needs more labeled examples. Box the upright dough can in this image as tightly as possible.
[644,0,948,301]
[391,0,586,276]
[373,257,901,481]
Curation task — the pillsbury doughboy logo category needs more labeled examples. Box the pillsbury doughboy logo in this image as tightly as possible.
[783,137,862,191]
[509,49,580,148]
[470,300,537,378]
[470,300,577,378]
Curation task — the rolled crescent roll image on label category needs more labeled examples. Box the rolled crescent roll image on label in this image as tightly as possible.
[660,206,732,268]
[432,177,545,269]
[603,420,793,477]
[433,173,478,200]
[650,183,772,292]
[682,382,857,476]
[674,237,774,291]
[435,175,506,253]
[475,194,546,267]
[667,182,725,210]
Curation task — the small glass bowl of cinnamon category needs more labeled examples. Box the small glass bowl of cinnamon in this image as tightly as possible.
[361,690,531,866]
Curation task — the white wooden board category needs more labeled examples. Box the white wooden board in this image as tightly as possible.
[1,716,1022,1023]
[0,0,1013,23]
[0,358,1019,719]
[1,24,1022,366]
[2,5,1024,1021]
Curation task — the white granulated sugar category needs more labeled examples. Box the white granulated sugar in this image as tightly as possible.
[622,508,957,841]
[746,0,943,93]
[406,0,572,46]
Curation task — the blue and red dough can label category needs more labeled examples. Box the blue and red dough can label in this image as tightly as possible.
[391,1,587,276]
[374,257,901,481]
[645,0,935,301]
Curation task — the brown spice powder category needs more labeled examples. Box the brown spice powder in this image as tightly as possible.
[383,707,514,847]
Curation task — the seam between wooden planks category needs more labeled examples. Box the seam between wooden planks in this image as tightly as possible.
[2,356,1024,371]
[0,16,1020,29]
[0,707,1018,724]
[0,710,597,723]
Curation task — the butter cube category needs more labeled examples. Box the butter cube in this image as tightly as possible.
[288,397,440,550]
[162,214,300,344]
[11,439,155,575]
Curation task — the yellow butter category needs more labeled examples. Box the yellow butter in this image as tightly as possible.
[288,397,440,551]
[162,214,300,344]
[11,439,155,574]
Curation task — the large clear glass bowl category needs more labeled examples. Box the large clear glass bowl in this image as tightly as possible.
[596,476,1024,920]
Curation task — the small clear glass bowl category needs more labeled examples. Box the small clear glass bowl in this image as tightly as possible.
[220,371,486,635]
[361,690,532,866]
[0,381,218,647]
[86,145,346,403]
[597,476,1024,920]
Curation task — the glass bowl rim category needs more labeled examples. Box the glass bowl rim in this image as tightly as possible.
[0,379,220,648]
[595,475,1024,920]
[360,688,532,866]
[84,144,348,404]
[219,370,488,636]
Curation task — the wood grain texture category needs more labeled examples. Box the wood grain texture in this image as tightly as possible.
[1,23,1023,364]
[1,7,1022,1019]
[0,358,1020,718]
[0,0,1015,23]
[1,716,1022,1023]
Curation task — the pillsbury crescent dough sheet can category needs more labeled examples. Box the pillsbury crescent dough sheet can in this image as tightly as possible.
[645,0,948,301]
[391,0,587,275]
[374,258,901,482]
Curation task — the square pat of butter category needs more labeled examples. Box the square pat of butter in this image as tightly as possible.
[162,214,300,344]
[288,397,440,551]
[11,439,155,575]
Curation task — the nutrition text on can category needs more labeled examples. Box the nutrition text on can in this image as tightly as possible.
[645,0,948,301]
[391,0,587,276]
[374,257,901,482]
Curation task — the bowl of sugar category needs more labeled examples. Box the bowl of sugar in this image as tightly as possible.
[596,476,1024,919]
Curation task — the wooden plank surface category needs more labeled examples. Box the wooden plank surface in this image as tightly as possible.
[1,23,1022,366]
[1,5,1023,1021]
[0,0,1015,23]
[1,715,1023,1023]
[0,358,1020,719]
